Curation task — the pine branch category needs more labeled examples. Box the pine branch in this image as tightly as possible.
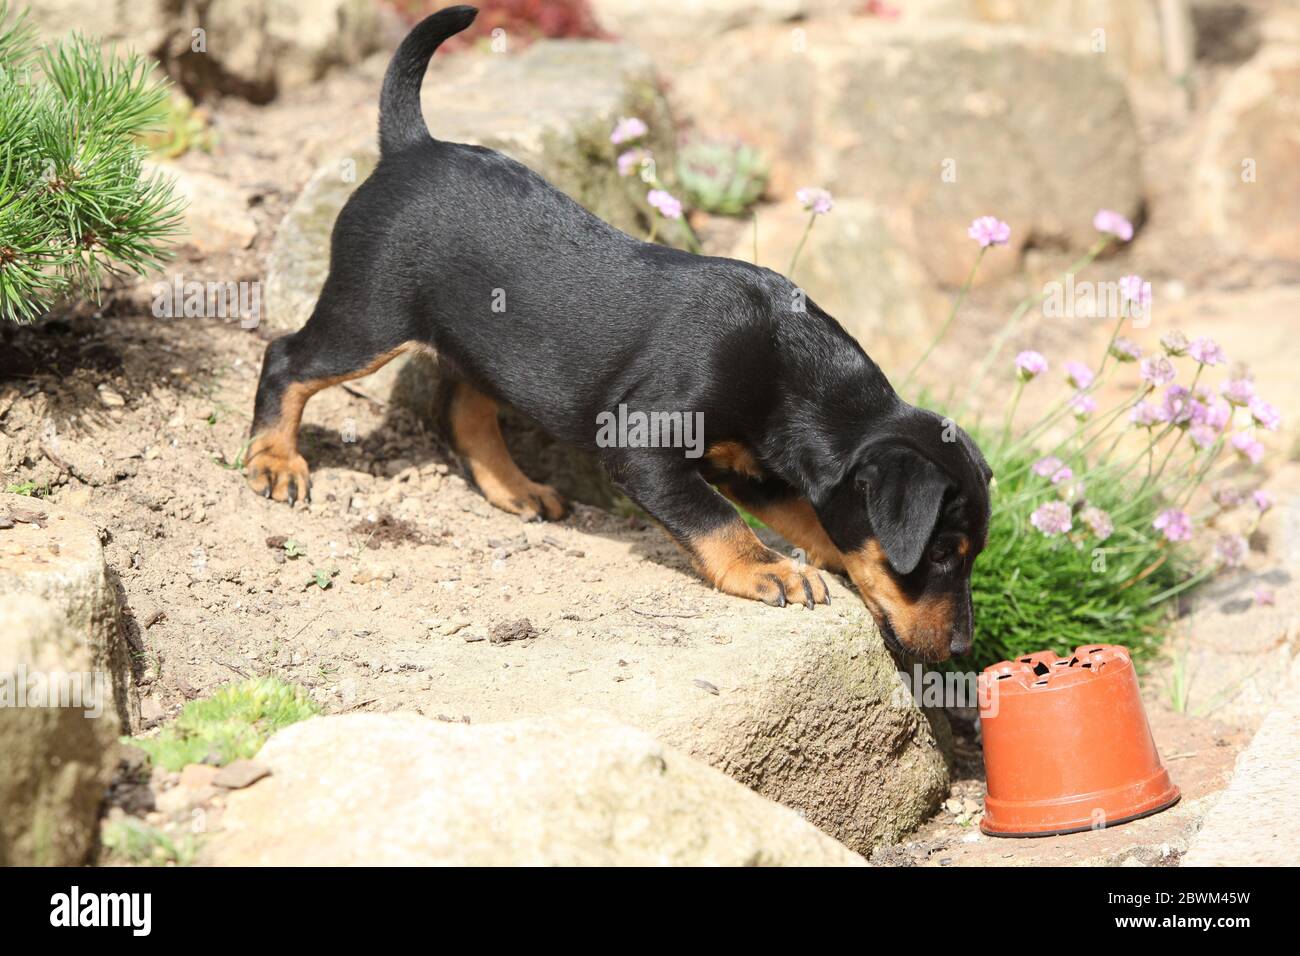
[0,1,185,324]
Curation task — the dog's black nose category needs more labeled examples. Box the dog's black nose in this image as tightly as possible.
[949,631,972,657]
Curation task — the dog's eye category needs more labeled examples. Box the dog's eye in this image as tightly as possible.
[929,543,953,564]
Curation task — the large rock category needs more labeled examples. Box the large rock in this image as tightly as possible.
[0,595,120,866]
[598,0,1177,77]
[1196,43,1300,263]
[206,710,867,865]
[24,0,174,53]
[320,562,950,854]
[675,18,1144,286]
[909,0,1175,77]
[29,0,381,103]
[0,493,137,730]
[729,199,943,369]
[1183,658,1300,866]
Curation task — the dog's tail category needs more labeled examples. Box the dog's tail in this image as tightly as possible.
[378,5,478,155]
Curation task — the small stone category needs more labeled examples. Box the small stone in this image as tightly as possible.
[212,759,271,790]
[97,385,126,408]
[489,618,538,644]
[692,678,719,696]
[352,562,395,585]
[179,763,219,790]
[944,798,964,814]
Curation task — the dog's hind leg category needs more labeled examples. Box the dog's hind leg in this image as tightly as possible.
[247,323,421,505]
[447,381,568,522]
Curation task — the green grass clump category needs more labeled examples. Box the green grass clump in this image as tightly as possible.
[101,817,198,866]
[967,436,1187,673]
[131,677,319,771]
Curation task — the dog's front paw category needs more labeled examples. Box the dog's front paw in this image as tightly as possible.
[246,434,310,506]
[496,480,568,522]
[716,551,831,609]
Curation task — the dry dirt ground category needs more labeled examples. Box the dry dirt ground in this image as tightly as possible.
[2,43,1295,864]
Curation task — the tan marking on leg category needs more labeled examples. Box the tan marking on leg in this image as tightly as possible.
[247,341,425,504]
[716,489,846,573]
[841,540,953,659]
[705,440,763,478]
[448,382,567,521]
[690,521,830,608]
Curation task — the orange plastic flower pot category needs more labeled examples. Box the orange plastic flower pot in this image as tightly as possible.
[978,644,1180,838]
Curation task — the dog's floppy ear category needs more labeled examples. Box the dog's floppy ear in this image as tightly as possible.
[858,446,950,575]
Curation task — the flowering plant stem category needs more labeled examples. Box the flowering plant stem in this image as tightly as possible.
[1000,379,1026,448]
[787,212,818,278]
[901,246,986,391]
[956,237,1112,418]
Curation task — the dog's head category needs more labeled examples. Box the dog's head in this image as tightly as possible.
[817,407,992,662]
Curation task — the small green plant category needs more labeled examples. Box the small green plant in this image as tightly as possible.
[4,479,41,495]
[101,817,198,866]
[130,677,319,771]
[283,539,305,559]
[675,137,768,217]
[0,2,185,322]
[212,438,252,471]
[136,91,215,158]
[307,568,336,590]
[1167,649,1190,713]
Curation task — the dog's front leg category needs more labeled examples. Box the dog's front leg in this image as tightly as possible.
[715,481,846,574]
[614,456,830,609]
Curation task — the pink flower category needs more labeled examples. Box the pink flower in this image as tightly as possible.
[1214,534,1248,568]
[1231,431,1264,465]
[617,148,649,177]
[1080,506,1114,541]
[864,0,902,17]
[1118,274,1152,309]
[796,187,834,215]
[1204,399,1232,432]
[1030,501,1073,536]
[1153,508,1192,542]
[1131,401,1161,427]
[1160,330,1189,356]
[1188,424,1217,449]
[610,117,648,145]
[1094,208,1134,241]
[1070,394,1097,420]
[1249,490,1272,513]
[1221,378,1255,407]
[968,216,1011,247]
[1064,360,1094,390]
[1187,337,1226,366]
[1015,350,1048,380]
[1160,385,1198,426]
[1140,356,1176,387]
[1249,396,1281,431]
[1032,456,1064,478]
[1109,337,1142,363]
[1254,587,1276,607]
[647,189,683,220]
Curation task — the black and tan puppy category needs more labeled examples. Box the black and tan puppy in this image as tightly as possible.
[247,5,992,662]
